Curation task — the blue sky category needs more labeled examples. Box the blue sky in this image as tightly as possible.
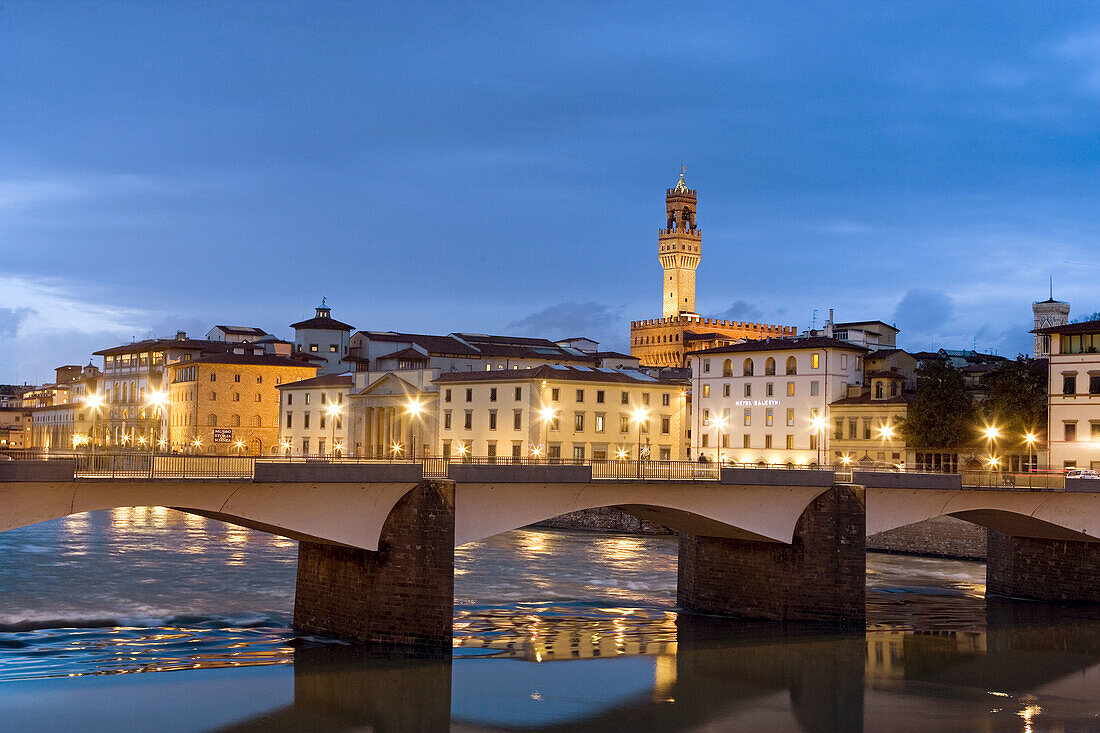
[2,2,1099,382]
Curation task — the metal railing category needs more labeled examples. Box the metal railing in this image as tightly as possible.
[74,453,256,479]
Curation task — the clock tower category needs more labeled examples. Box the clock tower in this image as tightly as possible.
[1033,295,1070,357]
[659,166,701,318]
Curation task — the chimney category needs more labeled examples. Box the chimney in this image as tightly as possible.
[176,331,187,341]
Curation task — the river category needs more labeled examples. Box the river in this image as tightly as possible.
[2,508,1100,731]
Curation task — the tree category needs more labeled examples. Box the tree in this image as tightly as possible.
[979,357,1047,442]
[900,361,976,449]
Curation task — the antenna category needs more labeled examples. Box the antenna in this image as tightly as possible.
[1049,276,1053,300]
[810,309,818,330]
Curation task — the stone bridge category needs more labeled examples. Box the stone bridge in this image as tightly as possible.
[3,459,1100,647]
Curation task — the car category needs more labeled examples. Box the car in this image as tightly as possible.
[1066,469,1100,479]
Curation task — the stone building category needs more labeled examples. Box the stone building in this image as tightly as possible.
[277,373,353,456]
[1032,296,1071,358]
[829,371,913,469]
[630,168,795,367]
[291,300,354,374]
[1034,317,1100,471]
[433,365,688,461]
[166,348,318,454]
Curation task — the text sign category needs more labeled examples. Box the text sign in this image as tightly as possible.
[213,429,233,444]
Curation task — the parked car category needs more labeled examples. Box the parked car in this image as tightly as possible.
[1066,469,1100,479]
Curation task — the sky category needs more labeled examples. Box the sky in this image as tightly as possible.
[2,1,1099,383]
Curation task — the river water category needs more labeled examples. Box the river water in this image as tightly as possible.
[2,509,1100,732]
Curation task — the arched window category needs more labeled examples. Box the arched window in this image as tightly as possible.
[722,359,733,377]
[251,415,262,427]
[785,356,797,375]
[742,358,754,377]
[208,414,217,426]
[232,414,240,427]
[889,381,898,397]
[765,357,776,376]
[875,382,884,399]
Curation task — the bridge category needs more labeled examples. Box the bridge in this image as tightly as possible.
[3,454,1100,647]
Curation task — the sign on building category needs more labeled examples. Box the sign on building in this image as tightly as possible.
[213,429,233,444]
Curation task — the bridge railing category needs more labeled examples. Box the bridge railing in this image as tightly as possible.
[73,452,257,479]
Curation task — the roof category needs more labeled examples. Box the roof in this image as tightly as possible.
[865,348,905,358]
[290,315,355,331]
[591,351,636,360]
[171,353,321,369]
[830,393,916,407]
[434,365,687,386]
[212,325,268,337]
[909,351,945,360]
[276,373,354,390]
[686,336,868,357]
[94,338,230,357]
[833,320,899,331]
[376,347,430,361]
[866,370,905,379]
[1033,318,1100,335]
[354,331,599,362]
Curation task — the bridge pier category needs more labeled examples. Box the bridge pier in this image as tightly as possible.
[987,530,1100,603]
[293,479,455,646]
[677,485,866,624]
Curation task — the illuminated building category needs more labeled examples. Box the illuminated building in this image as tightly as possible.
[1034,317,1100,471]
[277,373,353,456]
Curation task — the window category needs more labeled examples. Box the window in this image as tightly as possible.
[766,408,773,426]
[840,354,848,369]
[318,438,325,455]
[552,388,560,401]
[285,412,292,428]
[255,393,262,402]
[444,411,452,429]
[1064,374,1077,395]
[703,385,710,398]
[321,393,327,404]
[742,434,751,448]
[514,386,522,401]
[464,411,473,429]
[513,410,522,430]
[574,413,584,431]
[466,388,473,402]
[234,374,241,383]
[309,344,318,352]
[703,359,711,373]
[1065,422,1077,442]
[743,408,751,426]
[208,414,217,426]
[210,373,216,382]
[848,419,857,439]
[743,383,751,398]
[811,353,820,369]
[211,391,217,401]
[787,408,794,427]
[863,419,871,440]
[786,382,795,396]
[766,383,774,397]
[233,392,240,401]
[490,388,497,402]
[445,389,452,403]
[621,391,630,405]
[576,389,584,402]
[743,358,754,377]
[512,443,522,460]
[809,434,817,450]
[304,412,310,429]
[786,434,794,449]
[765,357,776,376]
[320,414,326,430]
[596,390,605,404]
[252,415,262,428]
[595,413,605,432]
[662,393,670,406]
[257,375,263,383]
[287,394,293,405]
[302,438,309,454]
[620,415,630,433]
[834,418,844,439]
[1092,422,1100,440]
[810,381,819,397]
[305,393,311,405]
[661,416,670,434]
[642,393,650,406]
[550,415,560,430]
[722,359,733,377]
[659,447,671,461]
[329,344,337,353]
[573,446,585,461]
[723,384,730,397]
[785,356,797,375]
[765,434,773,449]
[1091,375,1100,395]
[489,411,497,430]
[702,434,710,447]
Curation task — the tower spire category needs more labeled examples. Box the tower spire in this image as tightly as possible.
[659,167,700,317]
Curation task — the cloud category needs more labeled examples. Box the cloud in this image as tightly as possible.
[0,307,36,340]
[892,289,954,335]
[506,301,626,350]
[0,275,150,335]
[716,300,765,322]
[1055,27,1100,90]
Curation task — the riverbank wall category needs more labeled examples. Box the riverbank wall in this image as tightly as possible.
[535,510,987,560]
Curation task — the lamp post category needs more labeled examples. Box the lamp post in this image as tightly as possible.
[234,439,246,456]
[983,425,1000,477]
[631,406,649,477]
[145,390,167,460]
[538,406,557,463]
[405,398,424,460]
[86,393,104,455]
[714,414,728,465]
[876,422,896,470]
[810,414,828,468]
[325,404,342,459]
[1024,432,1037,473]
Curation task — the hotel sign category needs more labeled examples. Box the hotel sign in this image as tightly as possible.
[734,400,780,407]
[213,429,233,444]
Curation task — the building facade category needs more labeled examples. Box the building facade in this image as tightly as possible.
[630,170,795,367]
[688,337,866,465]
[1035,318,1100,471]
[277,373,353,456]
[291,301,354,374]
[829,372,912,468]
[1033,297,1071,358]
[433,366,688,461]
[167,350,318,454]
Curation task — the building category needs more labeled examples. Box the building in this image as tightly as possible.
[166,348,318,454]
[0,407,27,449]
[291,300,354,374]
[19,383,71,408]
[817,313,899,351]
[205,325,271,343]
[829,371,913,469]
[688,336,866,465]
[1033,296,1071,357]
[1034,318,1100,471]
[630,169,795,367]
[277,373,354,456]
[433,365,689,461]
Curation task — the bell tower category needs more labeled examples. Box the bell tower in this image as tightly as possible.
[659,166,701,318]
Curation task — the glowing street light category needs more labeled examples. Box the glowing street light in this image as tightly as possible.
[85,393,105,453]
[234,439,246,456]
[810,414,828,467]
[714,414,729,465]
[145,390,168,455]
[280,439,292,457]
[630,406,649,476]
[982,425,1001,473]
[538,406,557,462]
[1024,432,1038,473]
[325,403,342,458]
[405,398,424,459]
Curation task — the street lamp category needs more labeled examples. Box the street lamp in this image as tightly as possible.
[810,414,828,467]
[631,406,649,476]
[86,393,105,453]
[876,422,896,470]
[538,406,557,463]
[714,414,728,465]
[234,439,246,456]
[1024,432,1037,473]
[983,425,1000,475]
[145,390,167,458]
[325,404,342,458]
[405,398,424,459]
[280,439,292,457]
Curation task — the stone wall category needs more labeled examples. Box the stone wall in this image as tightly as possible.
[987,530,1100,603]
[867,516,987,560]
[534,506,673,534]
[293,479,454,646]
[678,485,866,623]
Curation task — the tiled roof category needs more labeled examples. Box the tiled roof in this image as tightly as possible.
[686,336,868,356]
[290,316,355,331]
[94,339,230,357]
[173,353,320,369]
[276,373,354,389]
[1033,318,1100,335]
[434,365,687,386]
[830,393,915,406]
[867,370,905,379]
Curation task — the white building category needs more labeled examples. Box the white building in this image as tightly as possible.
[1035,318,1100,471]
[291,301,354,375]
[688,336,866,466]
[277,373,353,456]
[1032,297,1071,358]
[206,325,271,343]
